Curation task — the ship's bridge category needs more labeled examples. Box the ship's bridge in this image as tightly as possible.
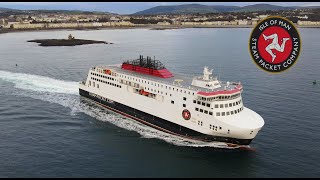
[191,66,221,90]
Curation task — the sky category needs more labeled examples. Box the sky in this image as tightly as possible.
[0,2,319,15]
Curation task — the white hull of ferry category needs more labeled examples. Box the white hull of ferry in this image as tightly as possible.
[79,60,264,145]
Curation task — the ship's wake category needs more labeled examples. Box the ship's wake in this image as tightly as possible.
[0,70,249,150]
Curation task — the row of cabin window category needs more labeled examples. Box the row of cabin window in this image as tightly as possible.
[193,100,211,107]
[195,108,213,115]
[91,72,114,81]
[119,74,195,96]
[210,125,222,130]
[90,77,121,88]
[147,87,172,96]
[216,107,244,117]
[202,93,240,102]
[214,99,242,108]
[193,99,242,109]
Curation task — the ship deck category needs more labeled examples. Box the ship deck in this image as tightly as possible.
[93,64,240,94]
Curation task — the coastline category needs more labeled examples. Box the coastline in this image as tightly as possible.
[1,24,319,34]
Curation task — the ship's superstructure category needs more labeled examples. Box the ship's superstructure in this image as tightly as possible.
[79,55,264,145]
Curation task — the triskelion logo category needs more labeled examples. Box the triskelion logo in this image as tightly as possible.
[249,16,301,73]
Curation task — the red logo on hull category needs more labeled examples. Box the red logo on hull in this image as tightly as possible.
[182,109,191,120]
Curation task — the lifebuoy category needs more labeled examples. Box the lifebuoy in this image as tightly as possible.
[182,109,191,120]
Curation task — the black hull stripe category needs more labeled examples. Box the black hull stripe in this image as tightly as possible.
[79,88,252,145]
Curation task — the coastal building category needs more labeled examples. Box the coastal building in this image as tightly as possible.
[297,20,320,25]
[157,21,171,25]
[0,18,6,25]
[237,20,248,25]
[297,15,308,19]
[11,23,46,29]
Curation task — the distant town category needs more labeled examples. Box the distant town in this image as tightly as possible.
[1,5,320,32]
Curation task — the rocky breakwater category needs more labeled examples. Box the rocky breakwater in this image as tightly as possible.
[28,34,113,47]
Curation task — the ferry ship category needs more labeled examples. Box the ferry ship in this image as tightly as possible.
[79,55,264,146]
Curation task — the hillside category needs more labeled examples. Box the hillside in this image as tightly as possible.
[134,3,316,15]
[234,4,292,12]
[134,4,238,15]
[0,7,114,15]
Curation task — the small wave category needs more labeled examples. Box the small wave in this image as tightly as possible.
[1,70,241,149]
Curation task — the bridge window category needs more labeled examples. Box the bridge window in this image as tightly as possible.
[183,97,186,101]
[197,101,200,105]
[225,104,228,108]
[216,112,220,116]
[227,112,230,115]
[206,103,210,107]
[215,104,218,108]
[202,102,205,106]
[171,100,174,104]
[200,109,203,113]
[195,107,199,111]
[209,112,213,115]
[222,112,225,116]
[193,100,196,103]
[220,104,223,108]
[231,111,234,115]
[204,110,208,114]
[183,104,186,108]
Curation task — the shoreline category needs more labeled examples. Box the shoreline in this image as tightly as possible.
[1,24,319,34]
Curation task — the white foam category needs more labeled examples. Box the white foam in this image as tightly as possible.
[0,70,242,149]
[0,70,79,95]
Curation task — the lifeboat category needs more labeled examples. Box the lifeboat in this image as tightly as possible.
[139,89,149,96]
[105,69,112,75]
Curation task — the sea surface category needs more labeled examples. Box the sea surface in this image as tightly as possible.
[0,28,319,178]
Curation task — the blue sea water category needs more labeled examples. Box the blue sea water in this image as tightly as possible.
[0,28,319,177]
